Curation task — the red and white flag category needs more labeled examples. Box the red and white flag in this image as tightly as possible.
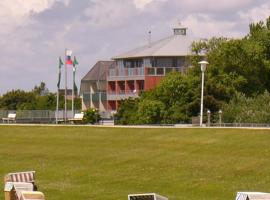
[66,49,73,65]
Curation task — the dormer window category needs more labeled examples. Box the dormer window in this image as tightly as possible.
[173,22,187,36]
[174,28,186,35]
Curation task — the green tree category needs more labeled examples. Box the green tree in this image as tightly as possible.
[0,90,36,110]
[142,72,201,123]
[137,99,165,124]
[35,93,56,110]
[115,98,139,125]
[82,108,100,124]
[116,72,201,124]
[192,17,270,96]
[33,82,48,96]
[223,91,270,123]
[0,81,81,110]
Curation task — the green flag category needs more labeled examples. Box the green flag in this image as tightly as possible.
[73,56,79,67]
[73,56,78,95]
[57,57,63,89]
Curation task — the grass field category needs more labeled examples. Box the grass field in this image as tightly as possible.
[1,126,270,200]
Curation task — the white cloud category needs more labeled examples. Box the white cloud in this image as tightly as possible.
[169,0,253,12]
[0,0,269,94]
[134,0,153,9]
[182,14,244,38]
[84,0,136,28]
[238,3,270,24]
[133,0,253,11]
[0,0,48,32]
[0,0,50,17]
[0,0,68,34]
[133,0,167,9]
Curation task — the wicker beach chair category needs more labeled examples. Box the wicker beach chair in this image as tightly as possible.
[4,171,45,200]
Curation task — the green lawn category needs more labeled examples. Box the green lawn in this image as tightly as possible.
[1,126,270,200]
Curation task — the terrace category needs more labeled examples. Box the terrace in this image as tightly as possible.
[107,89,142,101]
[107,67,184,81]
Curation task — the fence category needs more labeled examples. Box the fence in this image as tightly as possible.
[0,110,81,124]
[1,110,270,127]
[210,123,270,127]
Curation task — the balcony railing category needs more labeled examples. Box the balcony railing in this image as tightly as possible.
[82,92,107,102]
[92,93,107,102]
[108,67,183,77]
[107,90,142,100]
[145,67,183,76]
[109,68,144,77]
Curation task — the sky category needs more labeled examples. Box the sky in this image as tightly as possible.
[0,0,270,95]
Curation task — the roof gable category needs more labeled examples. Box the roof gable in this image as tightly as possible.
[82,61,116,81]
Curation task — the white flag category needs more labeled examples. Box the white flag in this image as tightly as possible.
[66,49,72,56]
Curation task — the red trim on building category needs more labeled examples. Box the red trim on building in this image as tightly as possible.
[144,76,164,91]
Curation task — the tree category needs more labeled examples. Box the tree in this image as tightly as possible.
[192,17,270,96]
[33,82,48,96]
[116,72,201,124]
[143,72,201,123]
[82,108,100,124]
[35,93,56,110]
[0,81,81,110]
[137,99,165,124]
[115,98,139,125]
[0,90,36,110]
[223,91,270,123]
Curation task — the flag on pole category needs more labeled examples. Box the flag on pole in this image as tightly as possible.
[73,56,79,95]
[66,49,73,65]
[73,56,78,66]
[57,57,63,88]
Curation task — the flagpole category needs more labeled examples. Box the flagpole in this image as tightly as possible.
[56,86,59,124]
[55,59,59,124]
[72,65,75,118]
[64,48,67,123]
[56,57,62,124]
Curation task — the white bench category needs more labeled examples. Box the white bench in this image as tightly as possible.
[2,113,16,123]
[236,192,270,200]
[68,113,84,124]
[128,193,168,200]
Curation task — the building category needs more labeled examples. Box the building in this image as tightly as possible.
[80,61,116,113]
[81,23,198,114]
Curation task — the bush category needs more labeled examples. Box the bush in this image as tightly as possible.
[223,91,270,123]
[114,98,139,125]
[137,99,165,124]
[82,108,101,124]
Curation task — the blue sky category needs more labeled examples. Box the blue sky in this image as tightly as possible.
[0,0,270,94]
